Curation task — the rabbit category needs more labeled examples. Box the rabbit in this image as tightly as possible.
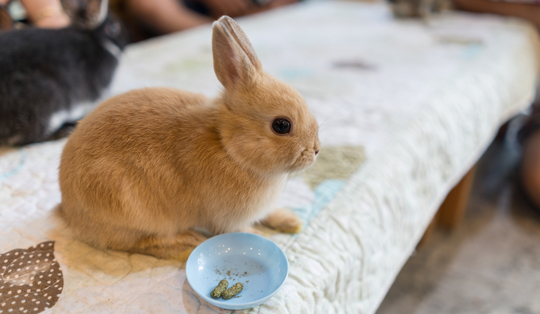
[387,0,452,19]
[0,0,129,146]
[57,15,321,260]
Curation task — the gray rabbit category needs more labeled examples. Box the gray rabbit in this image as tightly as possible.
[388,0,452,18]
[0,0,129,146]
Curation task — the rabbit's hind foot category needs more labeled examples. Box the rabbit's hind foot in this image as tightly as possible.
[260,208,303,234]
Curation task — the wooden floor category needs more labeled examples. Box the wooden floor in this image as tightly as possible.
[376,138,540,314]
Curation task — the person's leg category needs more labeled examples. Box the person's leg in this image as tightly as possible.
[521,129,540,209]
[19,0,70,28]
[126,0,210,35]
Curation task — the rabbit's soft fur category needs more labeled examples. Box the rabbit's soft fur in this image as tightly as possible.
[58,16,320,260]
[0,0,129,146]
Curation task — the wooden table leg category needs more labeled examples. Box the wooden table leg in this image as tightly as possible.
[437,164,477,230]
[417,215,438,248]
[417,163,478,248]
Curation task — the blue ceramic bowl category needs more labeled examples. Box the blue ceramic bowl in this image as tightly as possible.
[186,232,289,310]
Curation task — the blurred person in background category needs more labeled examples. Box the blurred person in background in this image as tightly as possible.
[114,0,299,41]
[455,0,540,210]
[0,0,69,29]
[0,0,299,40]
[519,102,540,211]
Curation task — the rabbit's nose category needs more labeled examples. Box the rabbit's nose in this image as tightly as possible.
[314,138,321,154]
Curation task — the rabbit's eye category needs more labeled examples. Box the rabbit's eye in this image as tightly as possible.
[272,118,291,134]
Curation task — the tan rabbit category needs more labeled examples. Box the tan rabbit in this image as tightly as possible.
[57,16,320,260]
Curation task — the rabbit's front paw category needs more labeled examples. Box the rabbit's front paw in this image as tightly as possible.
[261,208,302,234]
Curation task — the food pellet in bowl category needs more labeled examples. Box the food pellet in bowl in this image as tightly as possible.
[222,282,243,300]
[210,279,228,298]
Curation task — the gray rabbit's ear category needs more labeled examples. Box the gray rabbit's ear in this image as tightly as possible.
[212,16,262,90]
[61,0,108,29]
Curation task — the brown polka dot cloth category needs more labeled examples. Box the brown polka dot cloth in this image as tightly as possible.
[0,241,63,314]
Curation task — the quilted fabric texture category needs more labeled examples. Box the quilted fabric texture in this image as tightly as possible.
[1,2,539,313]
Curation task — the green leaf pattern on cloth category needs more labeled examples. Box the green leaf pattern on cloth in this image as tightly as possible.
[300,146,366,190]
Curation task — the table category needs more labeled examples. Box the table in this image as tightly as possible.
[1,1,538,313]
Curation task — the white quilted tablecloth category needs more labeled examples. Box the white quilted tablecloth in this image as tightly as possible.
[1,1,539,313]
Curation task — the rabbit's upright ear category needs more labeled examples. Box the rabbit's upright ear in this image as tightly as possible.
[212,16,262,90]
[61,0,108,29]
